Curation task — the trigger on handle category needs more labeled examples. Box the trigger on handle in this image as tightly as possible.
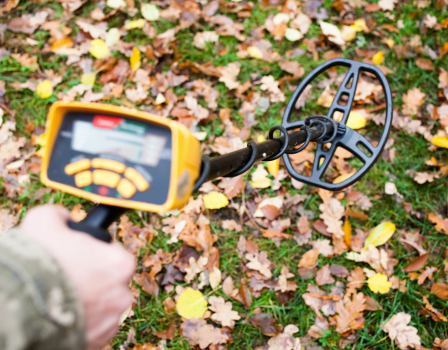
[67,204,129,243]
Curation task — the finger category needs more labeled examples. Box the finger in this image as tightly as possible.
[21,204,71,231]
[109,243,136,282]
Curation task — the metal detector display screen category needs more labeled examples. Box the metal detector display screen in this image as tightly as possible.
[72,116,167,167]
[47,111,172,205]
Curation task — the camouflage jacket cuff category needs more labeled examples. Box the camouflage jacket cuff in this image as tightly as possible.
[0,228,86,350]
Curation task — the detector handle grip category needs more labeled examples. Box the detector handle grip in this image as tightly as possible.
[67,204,128,243]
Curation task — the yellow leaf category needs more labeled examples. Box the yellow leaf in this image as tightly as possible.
[203,191,229,209]
[346,111,367,129]
[333,170,356,184]
[89,39,109,59]
[351,19,368,32]
[285,28,303,42]
[125,19,145,30]
[384,38,394,48]
[81,72,96,86]
[372,51,384,65]
[106,28,121,47]
[50,37,74,51]
[267,158,279,177]
[247,46,263,59]
[251,177,272,189]
[341,26,356,42]
[176,288,208,319]
[35,80,53,99]
[367,273,392,294]
[257,135,266,143]
[364,222,396,249]
[141,3,160,21]
[36,132,48,147]
[130,47,141,72]
[343,219,352,248]
[431,136,448,148]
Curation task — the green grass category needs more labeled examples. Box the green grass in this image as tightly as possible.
[1,0,448,349]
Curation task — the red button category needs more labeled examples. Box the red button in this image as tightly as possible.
[98,186,109,196]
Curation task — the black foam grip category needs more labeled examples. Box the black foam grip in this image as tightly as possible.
[68,220,112,243]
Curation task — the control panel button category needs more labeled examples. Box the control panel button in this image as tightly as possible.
[74,170,92,187]
[117,178,136,198]
[92,170,121,188]
[124,167,149,192]
[92,158,126,173]
[65,158,91,175]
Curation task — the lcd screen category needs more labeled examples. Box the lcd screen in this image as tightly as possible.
[71,116,166,166]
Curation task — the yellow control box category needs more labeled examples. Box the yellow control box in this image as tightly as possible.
[41,102,201,212]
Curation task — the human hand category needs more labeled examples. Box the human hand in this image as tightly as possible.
[20,205,136,350]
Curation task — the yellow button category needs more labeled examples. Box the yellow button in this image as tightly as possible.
[74,170,92,188]
[92,170,121,188]
[65,159,91,175]
[124,167,149,192]
[91,158,126,173]
[117,178,136,198]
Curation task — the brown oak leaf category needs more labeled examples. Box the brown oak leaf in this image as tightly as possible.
[208,296,241,328]
[383,312,421,350]
[180,318,229,349]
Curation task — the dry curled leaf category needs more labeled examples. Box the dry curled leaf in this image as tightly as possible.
[383,312,421,350]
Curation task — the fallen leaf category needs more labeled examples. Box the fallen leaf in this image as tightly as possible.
[334,292,366,334]
[285,28,303,42]
[416,58,434,71]
[413,172,439,184]
[130,47,141,72]
[203,191,229,209]
[316,265,336,286]
[364,222,396,249]
[180,317,229,349]
[383,312,421,350]
[346,111,367,129]
[246,251,272,278]
[81,72,96,86]
[89,39,110,59]
[194,31,219,49]
[35,80,53,99]
[142,3,160,21]
[311,239,334,257]
[431,283,448,300]
[372,51,384,65]
[298,248,319,268]
[70,204,87,222]
[261,205,282,220]
[417,266,437,285]
[176,288,208,319]
[402,88,425,116]
[367,273,392,294]
[403,253,429,272]
[0,209,18,234]
[185,256,208,283]
[319,21,345,46]
[319,198,345,239]
[153,321,176,340]
[208,296,241,328]
[267,324,302,350]
[431,136,448,149]
[248,313,283,337]
[378,0,398,10]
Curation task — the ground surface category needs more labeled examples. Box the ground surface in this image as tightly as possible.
[1,0,448,349]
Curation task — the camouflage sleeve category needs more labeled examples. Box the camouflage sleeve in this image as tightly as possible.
[0,228,86,350]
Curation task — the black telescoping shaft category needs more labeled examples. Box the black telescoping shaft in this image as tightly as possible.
[205,121,333,182]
